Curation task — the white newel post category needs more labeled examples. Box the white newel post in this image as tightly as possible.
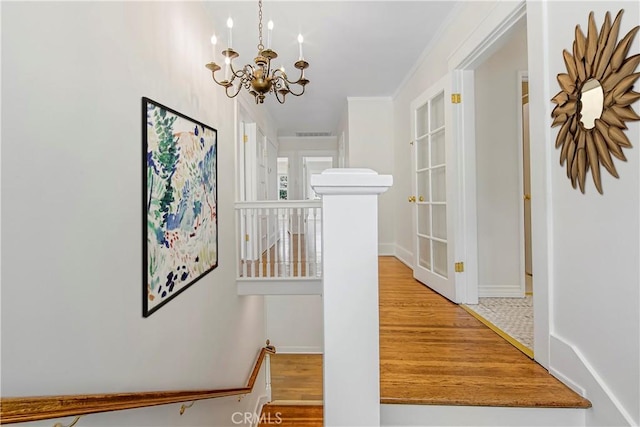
[311,169,393,427]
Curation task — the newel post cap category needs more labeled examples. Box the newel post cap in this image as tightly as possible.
[311,168,393,196]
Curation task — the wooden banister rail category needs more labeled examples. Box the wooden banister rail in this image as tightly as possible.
[0,346,275,425]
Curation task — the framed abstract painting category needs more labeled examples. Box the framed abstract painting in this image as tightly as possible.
[142,97,218,317]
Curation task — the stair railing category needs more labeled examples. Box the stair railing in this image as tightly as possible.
[0,345,275,425]
[235,200,322,280]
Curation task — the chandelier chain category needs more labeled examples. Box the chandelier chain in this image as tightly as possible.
[257,0,264,51]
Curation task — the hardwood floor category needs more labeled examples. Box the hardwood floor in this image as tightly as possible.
[258,403,323,427]
[379,256,588,407]
[269,257,590,409]
[270,354,323,401]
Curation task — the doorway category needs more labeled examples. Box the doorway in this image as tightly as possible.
[520,75,533,296]
[454,14,534,357]
[302,156,333,200]
[277,157,289,200]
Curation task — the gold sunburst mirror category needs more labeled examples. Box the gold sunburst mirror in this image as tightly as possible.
[551,9,640,194]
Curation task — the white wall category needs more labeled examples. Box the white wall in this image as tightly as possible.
[347,97,395,254]
[392,1,496,265]
[265,295,323,353]
[1,2,266,426]
[528,1,640,425]
[474,20,528,297]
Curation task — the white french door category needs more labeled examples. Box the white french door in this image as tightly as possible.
[411,75,457,302]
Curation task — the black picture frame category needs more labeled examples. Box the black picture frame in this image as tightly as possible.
[142,97,218,317]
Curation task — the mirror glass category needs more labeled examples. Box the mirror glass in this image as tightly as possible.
[579,78,604,129]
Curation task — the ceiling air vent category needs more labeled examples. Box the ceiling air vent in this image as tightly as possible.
[295,131,333,137]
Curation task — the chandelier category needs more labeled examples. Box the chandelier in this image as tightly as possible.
[205,0,310,104]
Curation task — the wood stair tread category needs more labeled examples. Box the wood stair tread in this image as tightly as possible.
[259,403,323,427]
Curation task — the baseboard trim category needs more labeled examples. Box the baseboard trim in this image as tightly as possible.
[379,243,395,256]
[550,334,635,426]
[478,285,523,297]
[394,245,413,269]
[277,346,323,354]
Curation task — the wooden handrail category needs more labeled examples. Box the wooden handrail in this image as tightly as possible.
[0,346,275,425]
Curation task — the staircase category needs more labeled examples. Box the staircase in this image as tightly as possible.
[259,354,324,425]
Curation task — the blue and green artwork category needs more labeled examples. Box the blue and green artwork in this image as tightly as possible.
[142,98,218,317]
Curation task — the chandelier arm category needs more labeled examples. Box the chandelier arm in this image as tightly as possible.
[229,62,245,80]
[286,83,306,97]
[272,69,285,80]
[273,70,293,88]
[283,68,306,85]
[274,89,286,104]
[224,83,244,99]
[210,69,227,87]
[272,75,289,91]
[231,65,253,85]
[210,67,237,90]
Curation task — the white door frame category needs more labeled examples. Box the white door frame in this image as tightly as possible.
[448,1,550,368]
[302,156,334,200]
[297,150,337,199]
[516,70,529,297]
[451,69,477,305]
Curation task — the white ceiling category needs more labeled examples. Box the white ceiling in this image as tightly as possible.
[204,1,458,136]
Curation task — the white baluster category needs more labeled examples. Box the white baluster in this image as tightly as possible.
[258,207,264,278]
[296,207,302,278]
[266,208,272,277]
[242,208,248,278]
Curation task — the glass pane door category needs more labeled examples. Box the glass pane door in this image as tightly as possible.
[415,90,448,279]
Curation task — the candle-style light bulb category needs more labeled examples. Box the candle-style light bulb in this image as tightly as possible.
[224,56,231,81]
[267,20,274,49]
[297,34,304,60]
[227,17,234,49]
[210,34,217,62]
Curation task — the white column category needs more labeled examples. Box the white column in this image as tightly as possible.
[311,168,393,427]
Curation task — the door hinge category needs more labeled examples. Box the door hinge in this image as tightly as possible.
[243,134,248,143]
[455,262,464,273]
[245,234,250,241]
[451,93,462,104]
